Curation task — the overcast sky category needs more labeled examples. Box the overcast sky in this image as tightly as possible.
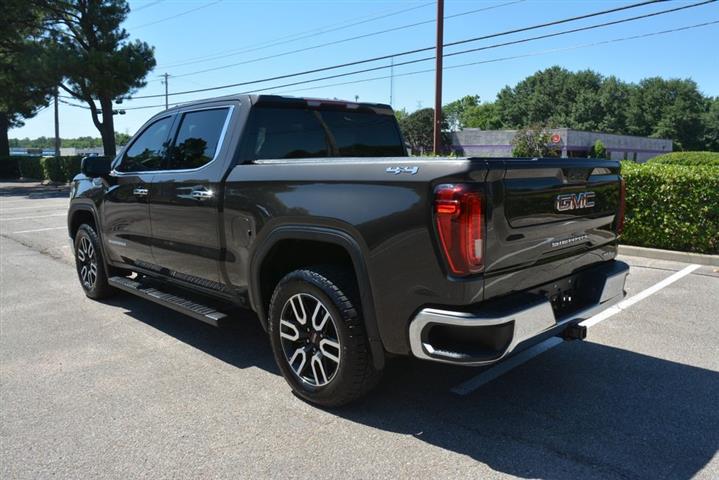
[11,0,719,140]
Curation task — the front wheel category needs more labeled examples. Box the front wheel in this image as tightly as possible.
[74,224,114,299]
[268,266,382,407]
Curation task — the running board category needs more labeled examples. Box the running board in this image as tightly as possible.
[109,276,228,327]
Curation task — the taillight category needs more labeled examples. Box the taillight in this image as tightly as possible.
[616,178,626,235]
[434,184,484,276]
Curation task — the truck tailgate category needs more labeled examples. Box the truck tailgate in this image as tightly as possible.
[481,158,622,294]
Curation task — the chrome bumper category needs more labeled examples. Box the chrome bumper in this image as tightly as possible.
[408,261,629,366]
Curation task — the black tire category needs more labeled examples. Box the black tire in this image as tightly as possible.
[74,224,115,300]
[268,266,382,407]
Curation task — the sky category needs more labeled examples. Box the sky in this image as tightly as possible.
[11,0,719,140]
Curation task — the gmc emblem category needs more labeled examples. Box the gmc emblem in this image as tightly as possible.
[555,192,596,212]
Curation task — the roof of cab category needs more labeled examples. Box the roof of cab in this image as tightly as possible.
[161,93,393,113]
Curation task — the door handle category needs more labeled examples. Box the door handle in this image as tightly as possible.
[133,187,148,197]
[190,189,213,201]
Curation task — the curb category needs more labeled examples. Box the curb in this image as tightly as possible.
[618,245,719,267]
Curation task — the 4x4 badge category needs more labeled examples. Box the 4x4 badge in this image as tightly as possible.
[386,166,419,175]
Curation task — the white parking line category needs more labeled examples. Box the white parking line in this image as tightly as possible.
[10,226,67,234]
[0,204,67,212]
[0,213,66,221]
[451,263,701,395]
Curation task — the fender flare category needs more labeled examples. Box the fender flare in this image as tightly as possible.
[249,225,385,370]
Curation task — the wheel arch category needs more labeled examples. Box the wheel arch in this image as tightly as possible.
[250,225,385,369]
[68,204,100,240]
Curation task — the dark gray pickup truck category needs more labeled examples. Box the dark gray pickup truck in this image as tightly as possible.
[68,94,629,406]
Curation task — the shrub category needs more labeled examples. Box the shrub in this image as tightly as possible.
[621,161,719,254]
[0,156,20,178]
[17,156,44,179]
[589,139,607,159]
[511,125,560,158]
[649,151,719,166]
[1,155,84,182]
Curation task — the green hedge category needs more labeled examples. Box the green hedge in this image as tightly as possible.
[649,151,719,166]
[0,156,83,182]
[621,161,719,254]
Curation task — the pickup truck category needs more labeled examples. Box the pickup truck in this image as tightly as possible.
[68,94,629,406]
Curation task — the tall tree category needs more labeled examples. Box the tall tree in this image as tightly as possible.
[627,77,706,150]
[443,95,479,131]
[461,102,503,130]
[701,97,719,152]
[0,1,58,157]
[45,0,155,157]
[397,108,448,154]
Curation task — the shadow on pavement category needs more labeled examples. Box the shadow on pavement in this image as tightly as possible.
[0,181,70,200]
[104,291,719,479]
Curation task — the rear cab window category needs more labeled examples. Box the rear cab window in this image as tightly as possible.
[242,104,406,160]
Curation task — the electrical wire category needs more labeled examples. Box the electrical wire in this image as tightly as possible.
[126,0,709,100]
[157,1,435,69]
[127,0,222,30]
[162,0,525,72]
[61,20,718,112]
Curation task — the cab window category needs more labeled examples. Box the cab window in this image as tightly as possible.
[117,117,173,172]
[165,108,230,170]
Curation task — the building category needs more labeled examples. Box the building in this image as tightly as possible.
[450,128,672,162]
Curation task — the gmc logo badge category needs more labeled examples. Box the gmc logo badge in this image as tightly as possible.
[555,192,596,212]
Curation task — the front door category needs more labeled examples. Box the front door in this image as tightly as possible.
[148,106,233,287]
[102,115,174,269]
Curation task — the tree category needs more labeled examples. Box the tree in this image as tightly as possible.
[627,77,706,150]
[443,95,479,131]
[397,108,449,154]
[511,125,559,158]
[45,0,156,157]
[701,97,719,152]
[461,102,503,130]
[0,1,59,157]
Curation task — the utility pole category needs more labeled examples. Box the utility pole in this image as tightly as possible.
[161,73,169,110]
[389,56,394,107]
[54,90,60,158]
[433,0,444,155]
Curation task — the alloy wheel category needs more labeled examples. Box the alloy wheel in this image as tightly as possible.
[279,293,341,387]
[76,235,97,289]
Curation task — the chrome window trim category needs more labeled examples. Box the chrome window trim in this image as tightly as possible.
[112,104,235,176]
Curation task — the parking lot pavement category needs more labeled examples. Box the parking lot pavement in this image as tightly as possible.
[2,181,718,479]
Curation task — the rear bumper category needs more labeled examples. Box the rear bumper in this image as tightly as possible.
[408,260,629,366]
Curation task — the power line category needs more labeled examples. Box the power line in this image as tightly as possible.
[73,19,718,113]
[127,0,706,100]
[157,2,435,69]
[127,0,222,30]
[167,0,655,80]
[271,21,719,97]
[163,0,525,73]
[130,0,164,13]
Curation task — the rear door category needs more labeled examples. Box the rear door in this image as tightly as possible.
[103,115,174,268]
[148,105,234,288]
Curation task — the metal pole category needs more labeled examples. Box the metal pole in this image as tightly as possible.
[54,91,60,158]
[163,73,169,110]
[433,0,444,155]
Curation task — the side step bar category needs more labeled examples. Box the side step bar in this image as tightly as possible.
[108,276,228,327]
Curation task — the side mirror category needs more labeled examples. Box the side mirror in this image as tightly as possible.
[81,156,111,178]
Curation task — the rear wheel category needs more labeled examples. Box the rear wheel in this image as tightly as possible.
[74,224,114,299]
[268,266,382,407]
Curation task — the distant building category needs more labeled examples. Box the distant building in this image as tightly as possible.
[450,128,672,162]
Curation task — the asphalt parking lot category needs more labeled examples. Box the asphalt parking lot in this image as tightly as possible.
[1,180,718,479]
